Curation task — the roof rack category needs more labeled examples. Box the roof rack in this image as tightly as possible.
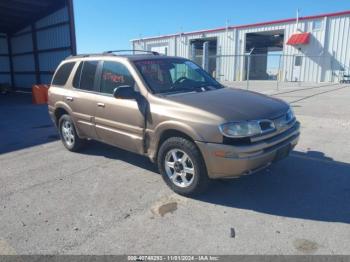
[65,50,160,60]
[103,50,160,55]
[66,53,105,59]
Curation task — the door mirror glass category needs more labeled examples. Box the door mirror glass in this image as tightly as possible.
[113,85,136,99]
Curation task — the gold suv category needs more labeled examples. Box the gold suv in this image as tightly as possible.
[48,51,300,195]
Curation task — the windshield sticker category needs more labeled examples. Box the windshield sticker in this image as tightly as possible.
[103,72,125,83]
[135,60,165,65]
[184,61,200,70]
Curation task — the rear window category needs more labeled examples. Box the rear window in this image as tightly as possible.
[52,62,75,86]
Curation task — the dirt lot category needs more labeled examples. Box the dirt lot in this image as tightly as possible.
[0,83,349,255]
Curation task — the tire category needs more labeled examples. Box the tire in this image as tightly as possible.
[157,137,210,196]
[58,114,85,152]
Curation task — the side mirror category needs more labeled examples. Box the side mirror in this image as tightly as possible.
[113,85,136,99]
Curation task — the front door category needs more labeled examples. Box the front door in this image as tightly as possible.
[94,60,145,154]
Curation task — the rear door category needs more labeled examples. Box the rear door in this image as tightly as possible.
[94,60,145,154]
[66,60,100,139]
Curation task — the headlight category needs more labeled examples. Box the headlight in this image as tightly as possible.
[286,107,295,122]
[219,121,264,138]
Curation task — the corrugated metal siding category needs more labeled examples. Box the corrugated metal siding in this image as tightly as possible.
[40,74,53,85]
[0,35,11,85]
[14,26,31,35]
[35,6,71,86]
[11,34,33,53]
[0,74,11,83]
[6,6,73,89]
[217,30,235,81]
[0,33,11,84]
[36,25,71,50]
[13,55,35,71]
[39,50,71,71]
[326,15,350,81]
[133,13,350,83]
[0,37,8,53]
[0,56,10,71]
[13,74,36,88]
[36,7,69,29]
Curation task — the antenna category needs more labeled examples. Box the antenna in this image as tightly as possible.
[296,8,300,32]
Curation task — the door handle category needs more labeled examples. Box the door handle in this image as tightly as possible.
[97,102,105,108]
[66,96,73,101]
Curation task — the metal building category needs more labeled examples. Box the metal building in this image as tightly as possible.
[0,0,76,90]
[131,10,350,83]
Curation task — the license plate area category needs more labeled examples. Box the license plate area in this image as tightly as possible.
[274,144,291,162]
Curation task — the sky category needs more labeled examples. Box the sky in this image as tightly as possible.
[74,0,350,53]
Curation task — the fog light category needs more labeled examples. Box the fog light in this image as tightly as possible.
[213,150,235,158]
[214,150,226,157]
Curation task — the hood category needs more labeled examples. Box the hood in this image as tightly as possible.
[163,87,289,121]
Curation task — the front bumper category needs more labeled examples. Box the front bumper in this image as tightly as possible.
[196,121,300,179]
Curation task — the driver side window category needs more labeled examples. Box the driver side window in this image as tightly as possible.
[100,61,135,94]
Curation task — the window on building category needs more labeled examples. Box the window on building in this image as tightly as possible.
[52,62,75,86]
[100,61,135,94]
[78,61,98,91]
[295,56,303,66]
[313,20,322,31]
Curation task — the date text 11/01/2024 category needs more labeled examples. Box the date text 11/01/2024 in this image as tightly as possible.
[127,255,220,261]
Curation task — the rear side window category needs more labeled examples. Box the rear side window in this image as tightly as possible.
[74,61,98,91]
[52,62,75,86]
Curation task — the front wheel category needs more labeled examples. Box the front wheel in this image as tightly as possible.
[58,114,85,152]
[157,137,210,196]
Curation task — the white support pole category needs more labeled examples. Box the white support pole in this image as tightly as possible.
[277,54,282,90]
[202,41,209,72]
[191,42,196,61]
[246,48,254,90]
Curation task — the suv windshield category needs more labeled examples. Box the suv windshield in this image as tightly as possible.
[134,58,223,94]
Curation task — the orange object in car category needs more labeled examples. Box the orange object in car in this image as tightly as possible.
[32,84,49,104]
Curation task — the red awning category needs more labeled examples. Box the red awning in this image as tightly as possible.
[287,32,310,45]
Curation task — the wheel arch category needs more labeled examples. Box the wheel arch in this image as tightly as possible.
[54,107,69,126]
[153,128,205,165]
[52,103,86,138]
[53,101,73,125]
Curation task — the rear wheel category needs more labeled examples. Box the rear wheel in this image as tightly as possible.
[157,137,210,196]
[58,114,85,152]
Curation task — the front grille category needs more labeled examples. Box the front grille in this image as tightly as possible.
[259,120,275,132]
[223,136,251,146]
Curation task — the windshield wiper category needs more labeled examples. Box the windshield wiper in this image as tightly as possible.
[195,83,223,90]
[157,88,196,95]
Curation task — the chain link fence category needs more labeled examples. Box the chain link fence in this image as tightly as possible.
[213,54,349,90]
